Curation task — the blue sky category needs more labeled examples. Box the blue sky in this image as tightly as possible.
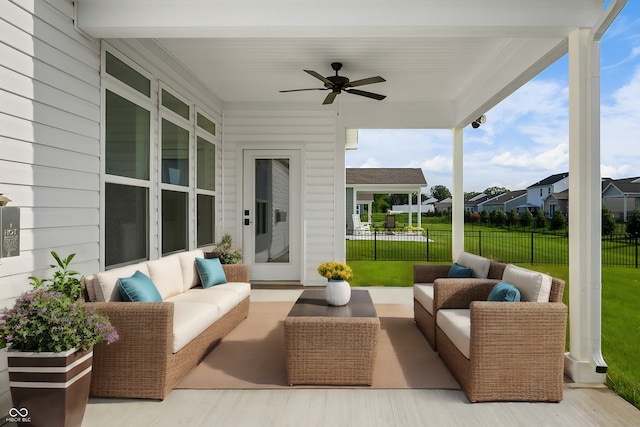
[346,2,640,194]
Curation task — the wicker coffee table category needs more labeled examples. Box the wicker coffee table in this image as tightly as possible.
[284,289,380,386]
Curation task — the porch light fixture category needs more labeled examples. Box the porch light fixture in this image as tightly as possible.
[471,115,487,128]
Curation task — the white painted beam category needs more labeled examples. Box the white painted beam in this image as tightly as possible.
[452,127,464,260]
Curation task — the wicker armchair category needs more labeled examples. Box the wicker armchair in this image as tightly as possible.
[434,276,567,402]
[413,260,506,349]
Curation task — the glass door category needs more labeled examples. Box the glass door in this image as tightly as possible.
[242,150,301,281]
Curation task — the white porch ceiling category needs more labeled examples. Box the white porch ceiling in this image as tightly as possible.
[76,0,610,128]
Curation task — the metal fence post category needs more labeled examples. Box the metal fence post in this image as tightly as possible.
[426,229,430,261]
[478,230,482,257]
[531,231,535,264]
[374,229,377,261]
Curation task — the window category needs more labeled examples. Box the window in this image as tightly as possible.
[162,89,190,120]
[161,119,190,186]
[162,190,188,254]
[197,194,215,246]
[105,91,150,179]
[103,48,219,267]
[106,51,150,97]
[105,184,148,266]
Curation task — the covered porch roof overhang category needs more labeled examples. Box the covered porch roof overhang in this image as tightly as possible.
[76,0,627,385]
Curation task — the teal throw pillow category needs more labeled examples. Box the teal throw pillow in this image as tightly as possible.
[118,270,162,302]
[448,262,472,278]
[195,257,227,288]
[487,281,521,302]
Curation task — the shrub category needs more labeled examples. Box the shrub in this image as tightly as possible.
[550,210,567,231]
[519,209,533,229]
[602,207,616,236]
[626,209,640,237]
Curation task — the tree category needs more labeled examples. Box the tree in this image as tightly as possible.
[484,186,510,197]
[519,209,533,229]
[507,209,519,227]
[480,209,490,225]
[493,209,507,227]
[602,207,616,236]
[430,185,451,201]
[534,209,547,229]
[550,210,567,231]
[625,209,640,237]
[372,194,391,213]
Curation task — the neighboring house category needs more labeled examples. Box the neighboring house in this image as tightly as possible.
[434,197,452,213]
[544,190,569,217]
[479,190,527,214]
[465,193,492,213]
[526,172,569,213]
[602,177,640,221]
[0,0,623,388]
[346,168,427,232]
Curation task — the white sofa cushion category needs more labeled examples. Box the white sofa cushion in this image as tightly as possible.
[171,302,220,353]
[168,288,239,317]
[146,255,184,300]
[178,249,204,291]
[413,283,434,315]
[502,264,552,302]
[437,309,471,359]
[456,252,490,279]
[94,263,149,302]
[200,282,251,303]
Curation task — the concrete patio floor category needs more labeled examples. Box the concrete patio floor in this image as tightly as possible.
[82,287,640,427]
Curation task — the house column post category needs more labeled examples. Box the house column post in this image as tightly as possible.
[418,189,422,229]
[452,127,464,259]
[564,28,607,383]
[408,192,413,227]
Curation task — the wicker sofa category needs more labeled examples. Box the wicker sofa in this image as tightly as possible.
[414,254,567,402]
[81,249,250,400]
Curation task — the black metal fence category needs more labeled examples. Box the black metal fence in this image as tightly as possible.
[346,229,640,267]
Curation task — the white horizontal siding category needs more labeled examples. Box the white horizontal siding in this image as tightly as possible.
[223,107,339,285]
[0,0,101,321]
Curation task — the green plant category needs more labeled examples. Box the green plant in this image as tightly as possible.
[30,252,82,300]
[0,252,118,352]
[625,209,640,237]
[209,234,243,264]
[317,262,353,281]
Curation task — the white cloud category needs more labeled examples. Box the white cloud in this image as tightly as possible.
[358,157,381,168]
[408,155,452,173]
[490,143,568,171]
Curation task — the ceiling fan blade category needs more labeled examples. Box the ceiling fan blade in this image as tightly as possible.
[304,70,333,86]
[346,76,386,88]
[345,88,386,101]
[279,88,327,93]
[323,91,339,105]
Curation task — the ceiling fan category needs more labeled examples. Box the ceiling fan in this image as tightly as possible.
[280,62,386,105]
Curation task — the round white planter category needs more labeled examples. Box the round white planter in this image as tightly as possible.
[325,280,351,306]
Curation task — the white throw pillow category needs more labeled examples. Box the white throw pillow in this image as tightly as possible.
[502,264,552,302]
[178,249,205,291]
[146,255,184,300]
[456,252,491,279]
[95,263,149,302]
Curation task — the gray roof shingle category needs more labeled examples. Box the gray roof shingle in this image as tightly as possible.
[346,168,427,185]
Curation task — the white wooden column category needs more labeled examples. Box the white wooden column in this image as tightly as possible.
[408,193,413,227]
[564,28,607,383]
[452,127,464,260]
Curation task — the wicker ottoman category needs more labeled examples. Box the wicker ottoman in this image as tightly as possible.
[284,289,380,386]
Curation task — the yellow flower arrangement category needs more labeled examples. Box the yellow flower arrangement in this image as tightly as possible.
[317,262,353,281]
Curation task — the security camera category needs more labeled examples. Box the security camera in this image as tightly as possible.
[471,115,487,128]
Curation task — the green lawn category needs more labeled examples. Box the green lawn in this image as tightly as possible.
[348,260,640,409]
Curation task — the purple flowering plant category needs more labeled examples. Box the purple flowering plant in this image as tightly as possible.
[0,252,118,352]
